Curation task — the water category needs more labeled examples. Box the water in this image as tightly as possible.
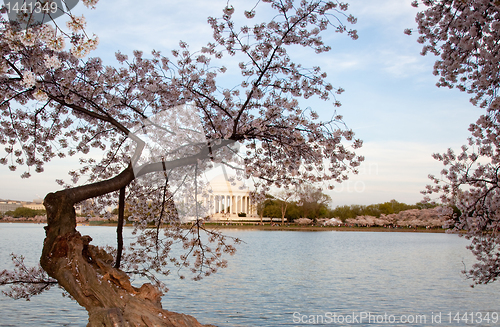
[0,223,499,326]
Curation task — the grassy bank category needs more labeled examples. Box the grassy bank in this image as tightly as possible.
[1,220,447,233]
[84,221,446,233]
[201,223,446,233]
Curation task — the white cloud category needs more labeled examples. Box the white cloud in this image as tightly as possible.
[327,141,445,205]
[382,53,425,78]
[351,0,420,26]
[0,158,79,201]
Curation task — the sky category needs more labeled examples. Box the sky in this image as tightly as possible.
[0,0,483,206]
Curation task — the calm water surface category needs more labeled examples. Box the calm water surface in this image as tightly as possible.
[0,223,498,326]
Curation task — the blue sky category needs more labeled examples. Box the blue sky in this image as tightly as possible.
[0,0,482,206]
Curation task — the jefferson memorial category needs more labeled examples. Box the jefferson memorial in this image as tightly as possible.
[205,175,257,221]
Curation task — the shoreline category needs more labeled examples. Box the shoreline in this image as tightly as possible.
[0,220,447,233]
[200,224,446,233]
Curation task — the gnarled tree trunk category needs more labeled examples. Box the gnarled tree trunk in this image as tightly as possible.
[40,166,213,327]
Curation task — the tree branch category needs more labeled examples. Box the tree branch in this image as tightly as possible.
[115,186,126,269]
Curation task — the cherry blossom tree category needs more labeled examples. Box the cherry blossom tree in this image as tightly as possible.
[409,0,500,285]
[0,0,363,325]
[345,208,446,228]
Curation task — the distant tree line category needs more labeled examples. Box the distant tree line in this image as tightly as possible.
[2,207,46,218]
[345,208,446,228]
[329,200,438,222]
[259,188,439,223]
[258,186,332,222]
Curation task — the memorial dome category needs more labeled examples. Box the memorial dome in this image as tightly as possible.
[207,175,249,196]
[204,175,256,220]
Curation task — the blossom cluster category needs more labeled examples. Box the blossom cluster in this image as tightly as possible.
[411,0,500,111]
[412,0,500,285]
[345,208,448,228]
[0,254,57,300]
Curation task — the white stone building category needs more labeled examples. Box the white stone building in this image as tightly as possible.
[22,198,45,211]
[205,175,257,221]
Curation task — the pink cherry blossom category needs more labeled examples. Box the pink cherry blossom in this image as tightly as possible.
[413,0,500,286]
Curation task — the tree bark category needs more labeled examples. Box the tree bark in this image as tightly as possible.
[281,202,288,226]
[115,186,126,269]
[40,165,214,327]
